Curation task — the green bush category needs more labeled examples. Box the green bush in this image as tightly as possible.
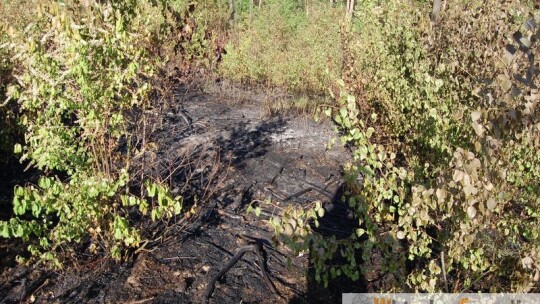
[0,0,185,266]
[0,27,19,166]
[272,0,540,292]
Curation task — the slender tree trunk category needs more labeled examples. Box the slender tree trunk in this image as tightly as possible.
[346,0,355,22]
[229,0,236,22]
[250,0,253,23]
[431,0,442,21]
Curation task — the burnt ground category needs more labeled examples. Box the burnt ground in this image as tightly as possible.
[0,84,372,303]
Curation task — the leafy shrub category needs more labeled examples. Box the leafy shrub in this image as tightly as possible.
[273,0,540,292]
[0,27,20,166]
[0,0,185,266]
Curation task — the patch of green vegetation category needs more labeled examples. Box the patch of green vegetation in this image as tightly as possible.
[0,0,190,266]
[219,0,342,96]
[0,27,19,166]
[266,0,540,293]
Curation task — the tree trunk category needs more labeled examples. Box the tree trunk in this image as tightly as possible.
[431,0,442,21]
[250,0,253,23]
[229,0,236,22]
[346,0,355,22]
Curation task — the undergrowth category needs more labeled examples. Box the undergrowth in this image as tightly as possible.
[219,0,342,96]
[1,0,539,295]
[0,0,194,266]
[259,0,540,293]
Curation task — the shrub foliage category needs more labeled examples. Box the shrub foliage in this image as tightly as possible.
[270,0,540,292]
[0,0,184,266]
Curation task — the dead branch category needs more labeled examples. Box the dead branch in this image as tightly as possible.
[203,241,277,303]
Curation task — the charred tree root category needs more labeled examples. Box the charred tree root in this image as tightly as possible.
[203,242,277,303]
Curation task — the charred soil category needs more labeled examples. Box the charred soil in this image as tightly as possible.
[0,84,376,304]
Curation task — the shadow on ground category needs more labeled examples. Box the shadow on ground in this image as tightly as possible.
[289,183,368,304]
[215,116,287,169]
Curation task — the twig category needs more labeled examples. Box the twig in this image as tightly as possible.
[204,245,256,302]
[300,179,335,199]
[18,273,50,303]
[283,187,313,202]
[216,208,245,220]
[270,165,284,185]
[203,242,277,303]
[124,297,155,304]
[441,251,449,293]
[160,256,197,261]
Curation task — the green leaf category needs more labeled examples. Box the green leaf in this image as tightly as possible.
[15,186,24,197]
[31,203,41,217]
[14,144,22,154]
[157,191,164,206]
[14,225,24,238]
[0,222,10,238]
[147,182,156,197]
[174,201,182,215]
[323,108,332,117]
[14,203,25,216]
[359,165,374,176]
[317,207,325,218]
[88,186,99,198]
[139,201,149,215]
[366,127,375,139]
[121,195,128,206]
[38,177,51,189]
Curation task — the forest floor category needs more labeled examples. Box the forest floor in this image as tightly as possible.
[0,83,379,303]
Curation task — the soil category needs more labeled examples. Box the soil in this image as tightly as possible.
[0,84,373,304]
